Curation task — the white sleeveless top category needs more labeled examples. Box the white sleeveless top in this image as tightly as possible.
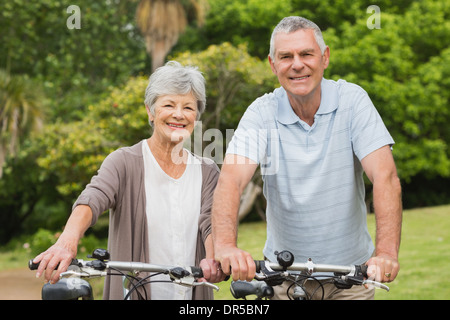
[142,140,202,299]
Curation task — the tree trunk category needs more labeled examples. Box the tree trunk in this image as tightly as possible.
[238,181,262,221]
[150,38,169,72]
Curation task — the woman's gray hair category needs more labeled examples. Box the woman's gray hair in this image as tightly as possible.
[144,61,206,127]
[269,16,327,59]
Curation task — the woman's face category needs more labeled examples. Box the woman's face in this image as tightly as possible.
[147,92,198,145]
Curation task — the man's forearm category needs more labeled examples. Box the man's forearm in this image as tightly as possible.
[373,174,402,259]
[210,154,258,281]
[211,176,241,249]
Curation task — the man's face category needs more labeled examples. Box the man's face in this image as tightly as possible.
[269,29,330,100]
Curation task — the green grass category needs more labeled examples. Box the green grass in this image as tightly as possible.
[214,205,450,300]
[1,205,448,300]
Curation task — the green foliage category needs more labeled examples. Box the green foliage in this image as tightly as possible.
[30,228,57,256]
[36,121,114,198]
[35,77,151,201]
[175,0,294,58]
[290,0,418,30]
[0,0,146,121]
[0,138,53,244]
[0,69,47,170]
[29,229,56,257]
[0,75,150,243]
[26,228,106,257]
[175,0,421,58]
[324,1,450,182]
[88,77,151,145]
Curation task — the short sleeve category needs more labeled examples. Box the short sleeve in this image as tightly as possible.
[226,101,268,164]
[350,89,394,160]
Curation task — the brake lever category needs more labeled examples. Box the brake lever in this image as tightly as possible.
[60,268,107,279]
[171,276,219,291]
[193,281,220,291]
[334,275,390,292]
[362,279,390,292]
[255,261,286,287]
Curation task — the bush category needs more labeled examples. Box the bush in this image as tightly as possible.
[28,228,107,258]
[29,229,57,256]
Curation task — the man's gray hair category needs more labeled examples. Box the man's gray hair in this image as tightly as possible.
[269,16,327,59]
[144,61,206,127]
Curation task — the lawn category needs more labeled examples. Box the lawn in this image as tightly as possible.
[213,204,450,300]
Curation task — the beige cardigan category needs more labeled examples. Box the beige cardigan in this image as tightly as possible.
[73,140,220,300]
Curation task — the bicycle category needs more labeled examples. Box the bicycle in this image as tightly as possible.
[230,250,390,300]
[29,248,219,300]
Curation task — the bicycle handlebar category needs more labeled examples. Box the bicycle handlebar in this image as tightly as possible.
[29,248,219,300]
[254,260,366,276]
[231,250,389,300]
[29,258,205,282]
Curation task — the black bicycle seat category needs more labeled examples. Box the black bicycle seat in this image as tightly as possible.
[41,278,93,300]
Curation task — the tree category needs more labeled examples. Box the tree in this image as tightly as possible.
[0,69,46,177]
[136,0,208,71]
[0,77,149,244]
[323,2,450,184]
[174,0,294,59]
[0,0,146,121]
[322,0,450,207]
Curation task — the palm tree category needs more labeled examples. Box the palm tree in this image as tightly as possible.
[136,0,208,72]
[0,69,45,177]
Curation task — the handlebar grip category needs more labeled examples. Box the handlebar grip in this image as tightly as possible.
[190,266,204,278]
[231,280,274,299]
[28,259,79,271]
[191,266,231,281]
[28,260,40,270]
[359,264,368,278]
[254,260,264,273]
[230,281,258,299]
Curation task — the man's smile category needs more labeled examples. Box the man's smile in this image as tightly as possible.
[289,75,310,81]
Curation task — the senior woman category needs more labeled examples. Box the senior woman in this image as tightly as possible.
[32,61,224,300]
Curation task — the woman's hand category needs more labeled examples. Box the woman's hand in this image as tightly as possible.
[32,236,78,284]
[198,258,227,283]
[33,205,92,284]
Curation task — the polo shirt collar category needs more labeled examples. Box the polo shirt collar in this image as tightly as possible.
[277,78,339,125]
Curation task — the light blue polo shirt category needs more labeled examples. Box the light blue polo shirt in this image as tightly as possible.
[226,78,394,266]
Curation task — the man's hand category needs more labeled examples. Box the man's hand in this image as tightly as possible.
[366,254,400,283]
[215,246,256,282]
